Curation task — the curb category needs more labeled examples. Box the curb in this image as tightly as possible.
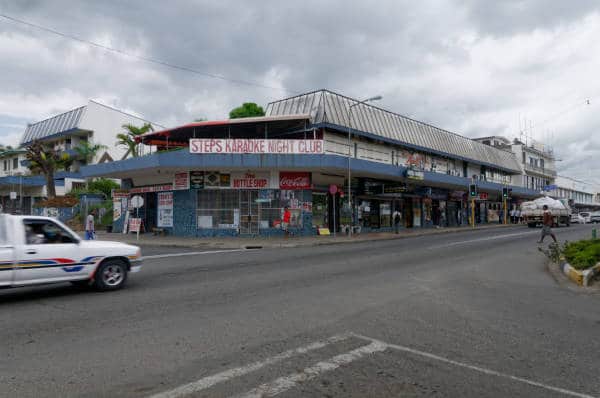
[97,224,517,250]
[558,257,600,287]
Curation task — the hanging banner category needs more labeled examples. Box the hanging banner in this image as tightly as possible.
[231,172,270,189]
[189,139,324,154]
[173,172,190,190]
[279,172,311,190]
[157,191,174,227]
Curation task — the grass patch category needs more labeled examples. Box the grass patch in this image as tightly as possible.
[564,239,600,270]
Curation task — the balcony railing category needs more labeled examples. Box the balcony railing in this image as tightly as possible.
[524,163,557,176]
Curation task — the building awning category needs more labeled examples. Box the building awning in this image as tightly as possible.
[136,114,312,147]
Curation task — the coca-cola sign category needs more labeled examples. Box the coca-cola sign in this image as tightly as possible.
[279,172,311,190]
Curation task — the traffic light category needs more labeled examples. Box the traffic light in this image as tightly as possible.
[469,184,477,197]
[502,187,508,198]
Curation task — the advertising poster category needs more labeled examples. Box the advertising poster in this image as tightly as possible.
[190,171,204,189]
[113,199,122,221]
[173,172,190,190]
[157,192,174,228]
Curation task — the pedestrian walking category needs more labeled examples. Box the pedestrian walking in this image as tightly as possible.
[392,210,401,234]
[85,210,95,240]
[515,208,521,224]
[510,208,516,224]
[538,205,557,244]
[282,206,291,237]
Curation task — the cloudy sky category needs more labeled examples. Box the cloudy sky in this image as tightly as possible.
[1,0,599,185]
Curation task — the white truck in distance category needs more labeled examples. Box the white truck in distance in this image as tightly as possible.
[0,215,142,290]
[520,197,571,228]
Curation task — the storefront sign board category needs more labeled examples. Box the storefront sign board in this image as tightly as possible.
[157,192,173,227]
[130,184,173,194]
[190,171,204,189]
[406,169,425,180]
[189,139,324,154]
[129,218,142,232]
[279,172,311,190]
[173,172,190,190]
[231,172,270,189]
[113,200,122,221]
[111,189,129,199]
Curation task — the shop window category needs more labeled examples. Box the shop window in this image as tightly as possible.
[312,194,327,228]
[380,202,391,228]
[197,190,239,229]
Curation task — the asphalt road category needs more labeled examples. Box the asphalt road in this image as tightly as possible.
[1,224,599,398]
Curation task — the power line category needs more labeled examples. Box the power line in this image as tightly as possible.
[0,13,295,94]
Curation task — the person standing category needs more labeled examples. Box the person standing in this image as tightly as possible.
[392,209,401,234]
[515,207,521,224]
[282,206,291,237]
[510,207,516,224]
[538,205,557,244]
[85,211,95,240]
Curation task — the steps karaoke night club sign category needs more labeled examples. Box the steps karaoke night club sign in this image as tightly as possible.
[189,139,324,154]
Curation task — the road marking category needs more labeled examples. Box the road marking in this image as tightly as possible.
[147,333,351,398]
[430,231,539,249]
[142,249,249,260]
[233,341,387,398]
[351,333,596,398]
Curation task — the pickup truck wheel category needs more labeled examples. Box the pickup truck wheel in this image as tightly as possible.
[94,259,128,291]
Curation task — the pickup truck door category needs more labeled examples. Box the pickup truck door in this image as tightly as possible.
[14,218,85,285]
[0,216,15,286]
[0,245,15,287]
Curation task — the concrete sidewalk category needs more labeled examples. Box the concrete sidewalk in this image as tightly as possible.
[94,223,519,250]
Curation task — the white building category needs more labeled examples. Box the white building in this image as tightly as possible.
[20,100,162,171]
[548,175,600,211]
[0,100,161,214]
[474,136,557,192]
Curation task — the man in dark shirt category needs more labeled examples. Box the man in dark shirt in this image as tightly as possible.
[538,205,557,244]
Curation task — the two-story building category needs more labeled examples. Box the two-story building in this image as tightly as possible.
[0,100,161,214]
[81,89,540,237]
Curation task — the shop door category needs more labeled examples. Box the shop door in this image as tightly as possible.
[240,190,259,234]
[145,193,157,231]
[327,193,340,233]
[403,198,413,228]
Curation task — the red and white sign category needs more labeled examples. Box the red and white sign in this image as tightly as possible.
[279,172,311,190]
[478,192,489,200]
[129,218,142,232]
[173,172,190,190]
[111,189,129,199]
[130,184,173,194]
[189,139,324,155]
[231,172,269,189]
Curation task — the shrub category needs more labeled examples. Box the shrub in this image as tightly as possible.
[564,239,600,270]
[34,196,79,208]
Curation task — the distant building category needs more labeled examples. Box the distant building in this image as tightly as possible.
[0,100,161,214]
[474,136,557,192]
[548,176,600,211]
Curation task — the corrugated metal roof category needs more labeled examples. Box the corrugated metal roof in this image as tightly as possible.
[20,105,86,144]
[266,90,521,172]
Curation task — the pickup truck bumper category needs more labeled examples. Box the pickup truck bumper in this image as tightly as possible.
[129,259,143,273]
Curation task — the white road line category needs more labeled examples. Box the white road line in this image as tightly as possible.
[233,341,388,398]
[430,231,539,249]
[351,333,596,398]
[142,249,248,260]
[147,333,351,398]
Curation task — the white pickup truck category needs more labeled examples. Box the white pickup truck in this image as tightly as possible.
[0,214,142,291]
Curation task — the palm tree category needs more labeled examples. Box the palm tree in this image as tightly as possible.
[74,141,107,164]
[25,140,72,199]
[116,123,154,159]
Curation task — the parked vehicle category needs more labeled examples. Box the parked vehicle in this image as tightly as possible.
[521,197,571,228]
[579,212,592,224]
[571,213,585,224]
[0,215,142,290]
[590,212,600,224]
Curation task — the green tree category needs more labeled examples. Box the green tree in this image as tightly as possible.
[25,140,72,199]
[116,123,154,159]
[74,141,107,164]
[229,103,265,119]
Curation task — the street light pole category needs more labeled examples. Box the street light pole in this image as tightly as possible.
[347,95,382,236]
